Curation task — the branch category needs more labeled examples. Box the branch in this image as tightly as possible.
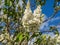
[6,14,9,33]
[41,30,53,33]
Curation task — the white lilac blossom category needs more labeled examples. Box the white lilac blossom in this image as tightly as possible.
[22,0,33,28]
[57,35,60,43]
[0,33,10,42]
[33,5,42,18]
[33,5,44,24]
[2,39,7,44]
[0,34,4,41]
[22,0,45,32]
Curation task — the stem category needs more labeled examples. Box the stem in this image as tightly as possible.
[41,30,53,33]
[17,13,20,31]
[6,12,9,33]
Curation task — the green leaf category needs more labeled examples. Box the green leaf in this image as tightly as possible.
[25,32,29,41]
[3,8,8,14]
[0,26,3,29]
[22,0,26,5]
[0,0,1,4]
[15,33,24,42]
[35,38,41,45]
[50,26,59,35]
[5,0,10,6]
[0,18,2,21]
[16,0,19,4]
[31,33,39,38]
[19,34,23,41]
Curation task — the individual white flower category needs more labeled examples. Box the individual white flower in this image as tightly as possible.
[33,18,40,24]
[57,35,60,43]
[2,39,7,43]
[28,20,33,24]
[0,34,4,41]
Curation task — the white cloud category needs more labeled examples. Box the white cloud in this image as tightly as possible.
[50,17,60,22]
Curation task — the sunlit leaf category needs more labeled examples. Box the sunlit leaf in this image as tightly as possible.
[15,33,24,42]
